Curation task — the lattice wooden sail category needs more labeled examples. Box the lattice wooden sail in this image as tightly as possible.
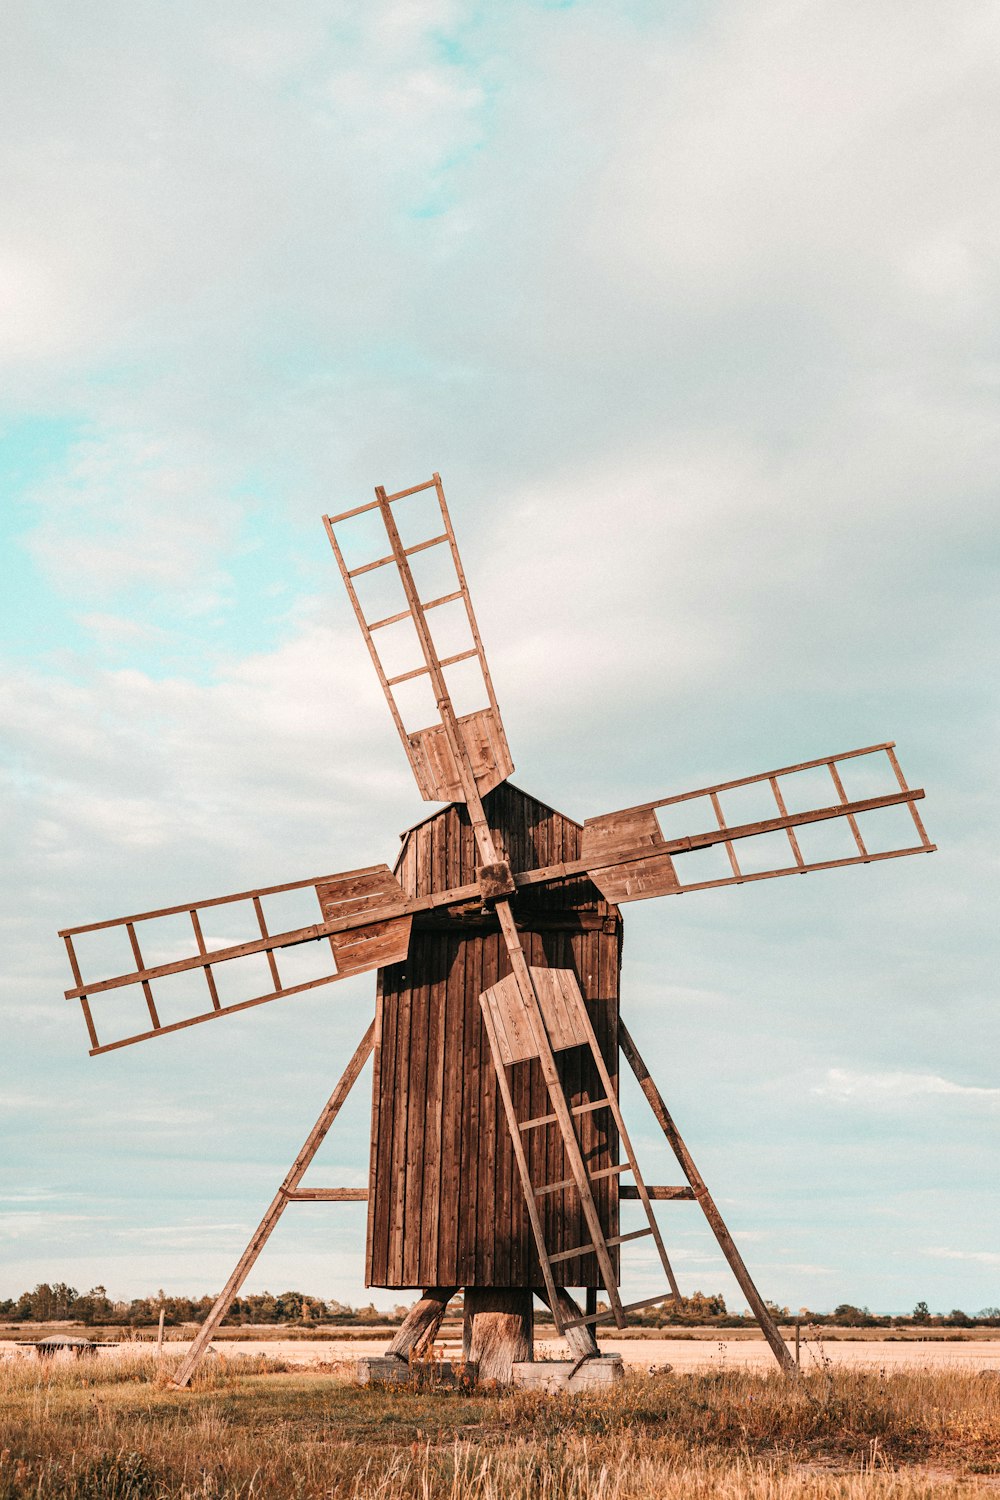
[323,475,513,802]
[60,866,411,1055]
[578,742,934,903]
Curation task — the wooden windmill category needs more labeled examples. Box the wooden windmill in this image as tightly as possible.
[60,475,935,1385]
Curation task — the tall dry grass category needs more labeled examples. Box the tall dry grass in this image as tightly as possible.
[0,1351,996,1498]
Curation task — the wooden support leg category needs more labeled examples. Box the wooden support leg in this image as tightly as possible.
[384,1288,456,1362]
[171,1021,374,1389]
[536,1287,599,1361]
[463,1288,533,1384]
[619,1020,796,1377]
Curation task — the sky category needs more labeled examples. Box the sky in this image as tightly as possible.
[2,0,998,1319]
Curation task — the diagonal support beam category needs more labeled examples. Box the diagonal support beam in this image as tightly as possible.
[171,1020,374,1388]
[618,1019,797,1377]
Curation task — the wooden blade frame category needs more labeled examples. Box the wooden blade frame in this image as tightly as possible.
[60,866,411,1056]
[62,744,931,1056]
[578,742,935,903]
[324,474,513,802]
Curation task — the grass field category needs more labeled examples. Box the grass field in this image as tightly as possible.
[1,1353,998,1498]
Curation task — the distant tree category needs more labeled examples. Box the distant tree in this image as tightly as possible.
[21,1283,79,1321]
[912,1301,930,1324]
[275,1291,305,1321]
[74,1286,114,1325]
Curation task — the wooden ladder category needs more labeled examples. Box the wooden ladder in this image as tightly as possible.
[479,965,680,1334]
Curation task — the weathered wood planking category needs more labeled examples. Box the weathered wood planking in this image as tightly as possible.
[482,966,591,1065]
[366,782,621,1290]
[408,708,514,803]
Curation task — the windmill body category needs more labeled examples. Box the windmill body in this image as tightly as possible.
[59,474,936,1386]
[371,783,621,1293]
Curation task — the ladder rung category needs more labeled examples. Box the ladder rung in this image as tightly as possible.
[424,589,464,611]
[534,1176,573,1198]
[520,1098,609,1133]
[386,663,430,686]
[369,606,412,631]
[439,648,478,669]
[347,550,395,578]
[386,648,476,687]
[563,1292,677,1332]
[325,498,381,525]
[368,592,466,634]
[534,1163,626,1199]
[383,478,437,502]
[346,534,448,581]
[405,533,449,556]
[549,1227,652,1265]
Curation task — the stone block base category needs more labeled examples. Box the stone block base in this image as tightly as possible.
[356,1356,477,1389]
[511,1354,624,1394]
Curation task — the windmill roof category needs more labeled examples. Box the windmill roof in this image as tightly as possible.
[396,781,582,844]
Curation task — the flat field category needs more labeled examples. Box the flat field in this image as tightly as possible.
[1,1352,998,1499]
[154,1332,1000,1376]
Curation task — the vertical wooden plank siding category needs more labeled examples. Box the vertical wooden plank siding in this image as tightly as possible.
[366,782,622,1289]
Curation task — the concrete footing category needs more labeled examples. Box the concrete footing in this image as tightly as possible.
[356,1355,477,1388]
[511,1354,624,1393]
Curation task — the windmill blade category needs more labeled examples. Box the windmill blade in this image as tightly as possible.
[60,866,411,1056]
[574,742,935,903]
[324,474,513,803]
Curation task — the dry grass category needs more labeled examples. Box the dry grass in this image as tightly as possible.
[0,1352,997,1498]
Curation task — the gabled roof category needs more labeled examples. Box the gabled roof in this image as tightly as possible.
[396,780,582,844]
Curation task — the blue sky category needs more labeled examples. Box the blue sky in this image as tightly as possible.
[2,0,998,1316]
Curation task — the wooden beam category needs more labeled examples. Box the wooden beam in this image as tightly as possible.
[170,1022,374,1389]
[384,1288,456,1362]
[535,1287,599,1360]
[282,1188,368,1201]
[618,1020,796,1377]
[621,1185,695,1200]
[464,1287,533,1384]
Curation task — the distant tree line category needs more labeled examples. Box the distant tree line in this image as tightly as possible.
[0,1284,412,1327]
[2,1283,997,1329]
[622,1294,1000,1329]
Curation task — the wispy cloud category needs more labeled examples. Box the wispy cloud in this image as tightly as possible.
[924,1248,1000,1267]
[813,1070,1000,1105]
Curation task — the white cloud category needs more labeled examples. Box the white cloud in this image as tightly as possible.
[0,1211,109,1242]
[924,1248,1000,1267]
[814,1069,1000,1105]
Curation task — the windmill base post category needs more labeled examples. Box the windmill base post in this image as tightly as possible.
[384,1287,456,1363]
[463,1287,533,1384]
